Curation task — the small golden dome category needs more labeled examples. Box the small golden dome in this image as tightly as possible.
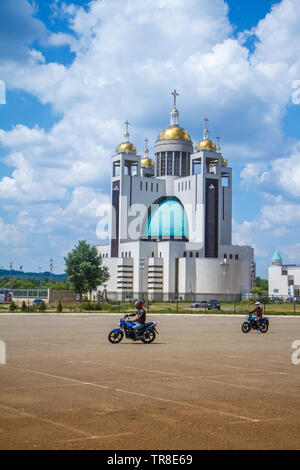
[158,125,191,142]
[171,107,178,113]
[116,141,137,154]
[141,157,154,167]
[196,138,216,151]
[222,157,228,166]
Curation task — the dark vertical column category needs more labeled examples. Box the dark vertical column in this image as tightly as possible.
[161,152,166,176]
[205,179,219,258]
[167,151,173,175]
[222,186,225,220]
[187,153,191,176]
[130,175,132,206]
[175,258,179,294]
[181,152,187,176]
[111,180,120,257]
[155,153,160,176]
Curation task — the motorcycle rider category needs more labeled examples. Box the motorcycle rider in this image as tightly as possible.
[125,300,146,340]
[250,301,263,331]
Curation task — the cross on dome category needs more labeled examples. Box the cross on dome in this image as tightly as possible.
[171,89,179,108]
[124,120,130,140]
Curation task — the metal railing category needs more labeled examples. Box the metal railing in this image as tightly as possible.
[0,288,48,299]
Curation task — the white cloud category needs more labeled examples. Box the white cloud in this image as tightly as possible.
[0,217,24,245]
[241,142,300,199]
[1,0,300,272]
[0,0,47,62]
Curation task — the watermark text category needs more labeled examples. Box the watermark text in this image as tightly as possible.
[0,80,6,104]
[0,340,6,364]
[291,340,300,365]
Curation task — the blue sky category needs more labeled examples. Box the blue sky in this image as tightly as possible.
[1,0,300,280]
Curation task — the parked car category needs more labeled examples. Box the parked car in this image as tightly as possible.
[190,301,207,308]
[284,296,296,303]
[270,297,282,303]
[258,296,270,304]
[33,299,43,306]
[207,299,220,310]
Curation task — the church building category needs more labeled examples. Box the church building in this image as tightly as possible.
[97,91,255,300]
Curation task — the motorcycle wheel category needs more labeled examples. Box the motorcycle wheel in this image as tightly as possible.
[108,330,124,343]
[241,322,251,333]
[260,323,268,333]
[141,330,156,344]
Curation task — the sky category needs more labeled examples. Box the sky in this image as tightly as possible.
[0,0,300,279]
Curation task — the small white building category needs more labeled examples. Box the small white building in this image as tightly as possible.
[96,93,255,301]
[268,250,300,298]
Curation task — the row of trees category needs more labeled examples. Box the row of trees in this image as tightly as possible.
[0,241,109,298]
[0,276,73,290]
[9,300,63,312]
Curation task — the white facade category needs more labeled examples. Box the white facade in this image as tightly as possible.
[268,251,300,298]
[96,100,255,300]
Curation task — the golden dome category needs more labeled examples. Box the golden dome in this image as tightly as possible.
[158,125,191,142]
[196,138,216,151]
[116,141,137,154]
[141,157,154,167]
[222,156,228,166]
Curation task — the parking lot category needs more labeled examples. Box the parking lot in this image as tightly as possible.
[0,313,300,450]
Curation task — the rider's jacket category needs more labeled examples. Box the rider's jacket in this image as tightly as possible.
[136,307,146,324]
[251,306,263,317]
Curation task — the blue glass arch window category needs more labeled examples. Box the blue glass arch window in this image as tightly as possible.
[142,197,189,240]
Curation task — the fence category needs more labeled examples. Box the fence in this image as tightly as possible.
[0,289,75,304]
[97,291,242,303]
[0,289,48,300]
[83,295,300,315]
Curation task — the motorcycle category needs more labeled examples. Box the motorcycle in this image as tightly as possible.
[108,316,159,344]
[241,313,269,333]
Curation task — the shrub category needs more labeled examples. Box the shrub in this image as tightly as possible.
[57,300,63,313]
[241,298,255,305]
[9,301,17,312]
[38,301,46,312]
[21,301,27,312]
[82,302,102,311]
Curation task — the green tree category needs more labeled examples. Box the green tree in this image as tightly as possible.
[255,277,268,293]
[250,286,264,296]
[64,240,109,300]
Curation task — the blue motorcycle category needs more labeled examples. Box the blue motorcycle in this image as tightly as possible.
[108,316,159,344]
[241,313,269,333]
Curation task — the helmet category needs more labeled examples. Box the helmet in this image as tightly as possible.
[136,300,144,309]
[255,301,260,306]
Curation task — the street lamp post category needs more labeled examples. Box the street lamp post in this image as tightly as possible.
[50,259,54,290]
[39,266,42,298]
[103,284,107,302]
[139,258,145,299]
[9,262,13,291]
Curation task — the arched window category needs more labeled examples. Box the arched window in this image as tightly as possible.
[142,197,189,240]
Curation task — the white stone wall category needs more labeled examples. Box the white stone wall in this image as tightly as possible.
[269,265,300,297]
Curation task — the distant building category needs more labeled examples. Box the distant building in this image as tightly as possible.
[96,92,255,300]
[268,250,300,298]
